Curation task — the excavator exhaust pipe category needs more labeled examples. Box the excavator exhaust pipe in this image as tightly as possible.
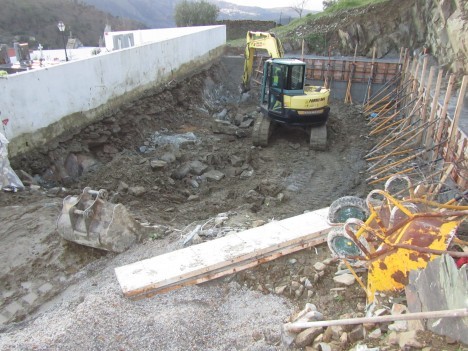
[56,187,147,253]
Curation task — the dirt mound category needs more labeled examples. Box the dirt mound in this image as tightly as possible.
[0,56,378,350]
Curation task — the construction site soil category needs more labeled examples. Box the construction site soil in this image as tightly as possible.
[0,57,462,350]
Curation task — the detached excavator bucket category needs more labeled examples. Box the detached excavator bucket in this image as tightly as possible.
[57,187,145,252]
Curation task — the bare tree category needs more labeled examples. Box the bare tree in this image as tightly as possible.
[290,0,310,18]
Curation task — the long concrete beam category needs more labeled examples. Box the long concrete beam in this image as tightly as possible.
[115,207,331,299]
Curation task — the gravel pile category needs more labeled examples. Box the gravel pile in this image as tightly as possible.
[0,238,294,351]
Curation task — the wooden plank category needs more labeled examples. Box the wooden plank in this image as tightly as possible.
[115,207,331,299]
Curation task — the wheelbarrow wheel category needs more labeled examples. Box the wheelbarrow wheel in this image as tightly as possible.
[327,226,365,258]
[328,196,369,224]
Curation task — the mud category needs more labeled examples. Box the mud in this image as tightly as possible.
[0,58,367,324]
[0,57,371,330]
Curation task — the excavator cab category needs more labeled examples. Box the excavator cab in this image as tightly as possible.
[252,58,330,149]
[261,59,306,116]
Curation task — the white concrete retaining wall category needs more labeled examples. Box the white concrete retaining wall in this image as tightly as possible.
[104,26,217,52]
[1,25,225,157]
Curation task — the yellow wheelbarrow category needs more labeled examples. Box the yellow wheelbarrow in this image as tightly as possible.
[327,176,468,301]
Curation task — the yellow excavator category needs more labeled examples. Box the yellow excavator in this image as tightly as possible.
[241,31,331,149]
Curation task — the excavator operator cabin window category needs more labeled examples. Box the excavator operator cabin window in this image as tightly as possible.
[289,65,304,90]
[271,64,283,89]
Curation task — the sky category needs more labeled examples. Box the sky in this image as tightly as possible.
[223,0,324,11]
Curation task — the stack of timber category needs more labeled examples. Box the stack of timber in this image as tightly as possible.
[115,208,331,299]
[363,50,467,199]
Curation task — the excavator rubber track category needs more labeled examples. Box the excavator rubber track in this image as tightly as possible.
[252,114,272,146]
[309,123,328,151]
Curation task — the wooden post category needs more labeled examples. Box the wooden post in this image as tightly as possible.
[366,47,376,103]
[345,44,358,103]
[433,74,455,162]
[301,39,305,62]
[416,65,435,145]
[324,46,331,89]
[425,70,443,151]
[447,75,467,153]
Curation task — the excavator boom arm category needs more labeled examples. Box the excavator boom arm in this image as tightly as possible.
[241,31,284,92]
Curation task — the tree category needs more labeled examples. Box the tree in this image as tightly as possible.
[174,0,219,27]
[290,0,309,18]
[322,0,338,10]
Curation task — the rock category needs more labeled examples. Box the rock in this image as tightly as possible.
[391,303,408,315]
[216,108,228,120]
[348,325,365,343]
[374,308,389,316]
[47,187,64,195]
[230,155,244,167]
[281,323,297,347]
[160,152,177,163]
[408,319,425,331]
[118,181,129,193]
[76,154,99,174]
[388,320,408,332]
[187,195,199,201]
[240,169,254,179]
[251,220,265,227]
[239,118,254,128]
[397,330,423,349]
[30,184,41,192]
[184,178,199,188]
[211,120,239,136]
[294,327,323,348]
[333,273,355,286]
[329,325,344,341]
[339,332,348,346]
[295,285,305,298]
[172,163,192,180]
[368,328,382,339]
[188,160,208,176]
[291,281,302,290]
[214,216,228,226]
[315,342,331,351]
[202,170,225,181]
[322,258,334,265]
[64,153,80,178]
[103,144,119,154]
[128,186,146,197]
[445,336,457,344]
[304,278,313,290]
[275,285,288,295]
[252,330,263,341]
[289,143,301,150]
[322,327,333,342]
[387,331,399,345]
[293,304,321,324]
[150,159,168,170]
[233,113,243,125]
[286,184,299,192]
[314,262,327,271]
[243,190,264,207]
